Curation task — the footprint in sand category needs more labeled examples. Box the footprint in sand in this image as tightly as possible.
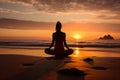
[22,63,34,67]
[83,58,94,66]
[83,58,108,70]
[91,66,108,70]
[57,68,87,80]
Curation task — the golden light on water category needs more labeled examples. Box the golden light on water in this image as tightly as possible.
[73,47,80,57]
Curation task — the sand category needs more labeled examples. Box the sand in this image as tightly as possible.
[0,54,120,80]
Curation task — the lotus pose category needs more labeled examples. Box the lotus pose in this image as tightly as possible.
[45,21,73,57]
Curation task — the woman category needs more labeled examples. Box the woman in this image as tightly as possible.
[45,21,73,57]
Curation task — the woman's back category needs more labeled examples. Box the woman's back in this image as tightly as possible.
[53,32,65,53]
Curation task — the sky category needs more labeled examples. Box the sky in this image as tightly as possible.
[0,0,120,40]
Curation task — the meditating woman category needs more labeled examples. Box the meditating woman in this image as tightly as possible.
[45,21,73,57]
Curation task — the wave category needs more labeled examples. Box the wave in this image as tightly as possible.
[0,40,120,48]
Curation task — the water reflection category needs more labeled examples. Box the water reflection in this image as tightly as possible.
[1,47,120,57]
[73,47,80,57]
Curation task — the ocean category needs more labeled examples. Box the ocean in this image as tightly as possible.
[0,40,120,57]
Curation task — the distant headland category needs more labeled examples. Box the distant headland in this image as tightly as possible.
[98,34,114,40]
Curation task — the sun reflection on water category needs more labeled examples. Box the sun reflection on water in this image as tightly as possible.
[73,47,80,57]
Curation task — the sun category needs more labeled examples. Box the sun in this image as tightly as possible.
[73,34,82,40]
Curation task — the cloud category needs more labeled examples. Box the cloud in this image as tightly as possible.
[1,0,119,13]
[7,0,119,13]
[0,0,120,23]
[0,18,55,30]
[5,0,119,21]
[98,14,120,20]
[0,18,120,33]
[0,0,32,6]
[0,7,40,14]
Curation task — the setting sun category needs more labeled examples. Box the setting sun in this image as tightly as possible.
[73,34,82,40]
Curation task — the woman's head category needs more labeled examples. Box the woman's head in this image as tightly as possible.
[56,21,62,32]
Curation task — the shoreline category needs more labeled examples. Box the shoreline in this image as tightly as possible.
[0,44,120,48]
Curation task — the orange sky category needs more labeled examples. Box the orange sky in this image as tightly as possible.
[0,0,120,40]
[0,26,119,41]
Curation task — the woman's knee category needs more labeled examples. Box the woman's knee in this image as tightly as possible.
[66,49,74,54]
[45,48,54,54]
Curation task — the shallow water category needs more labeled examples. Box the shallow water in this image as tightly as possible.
[0,47,120,58]
[0,40,120,57]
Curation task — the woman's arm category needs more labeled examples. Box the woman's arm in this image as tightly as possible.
[49,33,55,49]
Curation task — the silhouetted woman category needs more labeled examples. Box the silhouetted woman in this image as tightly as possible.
[45,21,73,57]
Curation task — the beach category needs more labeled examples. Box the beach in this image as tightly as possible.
[0,46,120,80]
[0,0,120,79]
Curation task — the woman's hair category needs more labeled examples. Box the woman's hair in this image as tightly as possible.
[56,21,62,30]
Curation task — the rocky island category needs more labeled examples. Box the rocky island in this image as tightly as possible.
[99,34,114,40]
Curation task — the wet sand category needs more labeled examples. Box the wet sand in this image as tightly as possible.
[0,54,120,80]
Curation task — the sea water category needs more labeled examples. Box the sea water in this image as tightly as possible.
[0,40,120,57]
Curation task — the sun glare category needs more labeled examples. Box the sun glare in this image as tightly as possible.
[73,47,80,57]
[73,34,82,40]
